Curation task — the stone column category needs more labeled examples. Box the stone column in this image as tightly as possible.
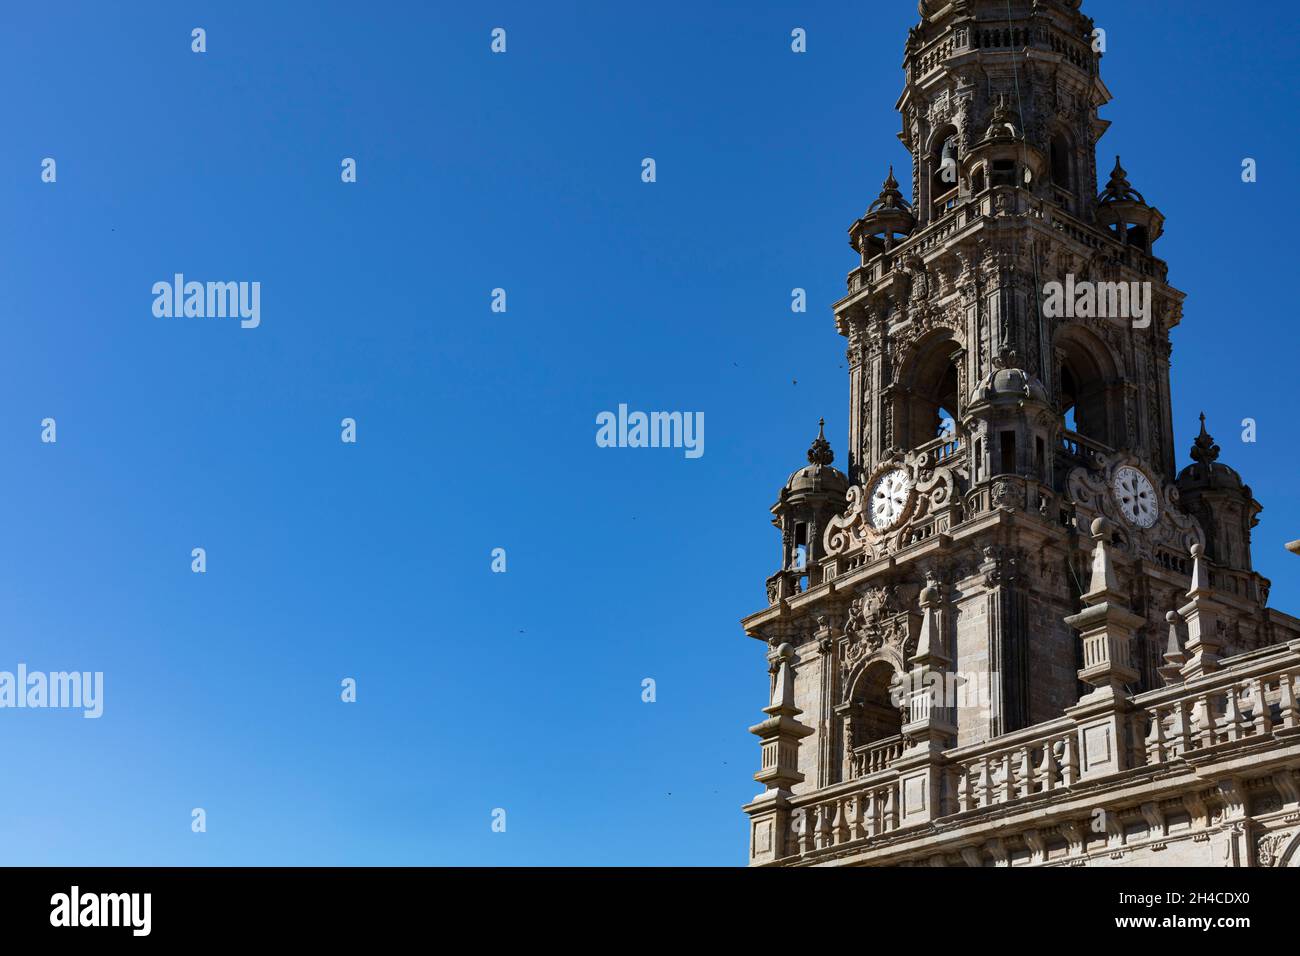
[980,545,1029,735]
[1064,518,1141,780]
[744,643,815,865]
[815,616,842,788]
[895,581,956,825]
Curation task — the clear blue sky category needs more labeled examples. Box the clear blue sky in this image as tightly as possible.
[0,0,1295,865]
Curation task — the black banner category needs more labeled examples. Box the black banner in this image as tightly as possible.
[0,866,1285,941]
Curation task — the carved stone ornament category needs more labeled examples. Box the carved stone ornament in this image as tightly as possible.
[1257,831,1294,867]
[1068,453,1204,563]
[824,452,967,562]
[839,584,919,689]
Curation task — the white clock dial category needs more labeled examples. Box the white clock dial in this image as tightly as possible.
[868,468,913,530]
[1112,466,1158,528]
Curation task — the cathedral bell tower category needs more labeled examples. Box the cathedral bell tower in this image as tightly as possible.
[741,0,1288,867]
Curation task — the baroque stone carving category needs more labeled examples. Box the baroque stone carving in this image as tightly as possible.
[825,451,967,562]
[1068,453,1204,563]
[1256,831,1294,867]
[839,584,920,691]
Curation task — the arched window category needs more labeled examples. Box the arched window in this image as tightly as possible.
[1056,329,1123,450]
[896,333,963,452]
[848,662,904,751]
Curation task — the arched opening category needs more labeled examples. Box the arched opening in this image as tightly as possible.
[845,660,906,776]
[1056,329,1123,451]
[896,332,963,452]
[852,662,903,743]
[971,164,986,194]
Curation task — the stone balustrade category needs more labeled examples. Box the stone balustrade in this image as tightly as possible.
[946,719,1080,813]
[916,433,963,467]
[776,642,1300,864]
[1141,664,1300,763]
[1060,429,1111,468]
[851,734,906,778]
[789,778,901,856]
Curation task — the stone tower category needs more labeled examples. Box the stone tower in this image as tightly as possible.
[742,0,1300,868]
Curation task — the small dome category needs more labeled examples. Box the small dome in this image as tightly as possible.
[850,167,915,253]
[786,462,850,497]
[969,364,1049,406]
[1176,414,1246,493]
[784,419,849,497]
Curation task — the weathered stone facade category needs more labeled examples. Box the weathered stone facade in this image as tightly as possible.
[742,0,1300,868]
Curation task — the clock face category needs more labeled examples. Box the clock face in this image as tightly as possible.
[868,468,913,530]
[1113,466,1158,528]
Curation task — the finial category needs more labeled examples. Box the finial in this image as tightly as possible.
[1190,412,1220,465]
[867,167,910,214]
[1188,541,1211,596]
[912,575,949,666]
[1163,610,1184,656]
[1158,609,1186,684]
[1100,156,1146,205]
[1179,541,1223,679]
[770,643,799,711]
[807,419,835,466]
[1084,516,1121,600]
[920,573,940,608]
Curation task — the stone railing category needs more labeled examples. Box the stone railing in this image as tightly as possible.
[1059,429,1111,468]
[851,734,906,778]
[916,433,963,467]
[1043,205,1167,281]
[1141,664,1300,763]
[788,777,901,857]
[775,643,1300,864]
[945,719,1080,813]
[844,184,1170,300]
